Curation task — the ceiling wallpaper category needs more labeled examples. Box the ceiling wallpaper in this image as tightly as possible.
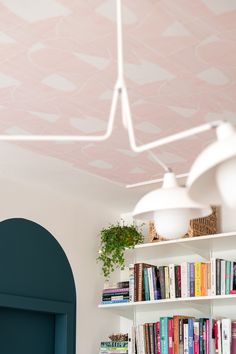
[0,0,236,184]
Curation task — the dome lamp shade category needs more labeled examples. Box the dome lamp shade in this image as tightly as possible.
[133,172,212,240]
[187,122,236,208]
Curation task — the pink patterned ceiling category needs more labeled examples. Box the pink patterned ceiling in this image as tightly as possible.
[0,0,236,184]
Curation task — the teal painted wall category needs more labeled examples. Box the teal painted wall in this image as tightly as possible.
[0,218,76,354]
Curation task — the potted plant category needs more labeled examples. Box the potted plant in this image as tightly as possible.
[97,221,144,280]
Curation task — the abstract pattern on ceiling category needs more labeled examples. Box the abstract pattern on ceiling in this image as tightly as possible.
[0,0,236,184]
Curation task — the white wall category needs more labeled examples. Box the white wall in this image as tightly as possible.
[0,176,124,353]
[0,143,145,354]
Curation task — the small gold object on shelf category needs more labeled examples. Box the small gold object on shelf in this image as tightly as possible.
[109,333,128,342]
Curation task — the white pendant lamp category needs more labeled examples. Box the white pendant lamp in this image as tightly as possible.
[187,122,236,208]
[133,171,212,240]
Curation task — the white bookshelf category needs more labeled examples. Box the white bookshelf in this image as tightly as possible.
[98,231,236,323]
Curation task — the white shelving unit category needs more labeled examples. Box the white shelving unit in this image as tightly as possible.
[99,231,236,325]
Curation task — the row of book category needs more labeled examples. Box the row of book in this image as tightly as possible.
[129,259,236,302]
[102,281,130,305]
[100,341,128,354]
[128,317,236,354]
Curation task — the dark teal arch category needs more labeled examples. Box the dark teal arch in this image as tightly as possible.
[0,218,76,354]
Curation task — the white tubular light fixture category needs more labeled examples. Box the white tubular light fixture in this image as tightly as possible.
[133,171,212,240]
[0,0,235,216]
[0,0,223,152]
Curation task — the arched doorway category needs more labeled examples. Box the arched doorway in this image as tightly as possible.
[0,218,76,354]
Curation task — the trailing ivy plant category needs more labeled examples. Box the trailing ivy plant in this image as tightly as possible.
[97,221,144,280]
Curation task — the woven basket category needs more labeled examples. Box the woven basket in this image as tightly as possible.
[148,206,220,242]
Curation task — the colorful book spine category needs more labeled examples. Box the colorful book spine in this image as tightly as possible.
[136,263,144,302]
[101,299,129,304]
[134,263,138,302]
[176,265,181,298]
[221,260,226,295]
[128,327,136,354]
[233,262,236,290]
[199,319,204,354]
[148,267,155,301]
[181,262,188,298]
[216,259,221,296]
[183,320,188,354]
[144,268,150,301]
[213,320,218,354]
[129,264,134,302]
[190,263,195,297]
[217,320,222,354]
[159,266,165,300]
[169,264,176,299]
[188,318,194,354]
[156,322,161,354]
[152,267,158,301]
[187,263,191,297]
[149,323,155,354]
[203,320,206,354]
[222,319,231,354]
[139,325,146,354]
[193,321,199,354]
[206,319,209,354]
[154,322,158,354]
[231,321,236,354]
[201,263,207,296]
[231,262,234,292]
[225,260,231,295]
[103,287,130,294]
[145,323,150,354]
[173,317,179,354]
[156,268,161,300]
[194,262,202,297]
[164,267,170,299]
[168,319,173,354]
[211,258,216,296]
[160,317,169,354]
[179,319,184,354]
[207,262,211,296]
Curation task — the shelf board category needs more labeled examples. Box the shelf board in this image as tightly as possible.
[98,294,236,318]
[125,232,236,260]
[135,232,236,249]
[99,294,236,309]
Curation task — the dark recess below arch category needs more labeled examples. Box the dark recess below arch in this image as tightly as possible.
[0,218,76,354]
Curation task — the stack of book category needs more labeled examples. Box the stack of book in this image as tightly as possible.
[128,317,236,354]
[102,281,129,304]
[100,341,128,354]
[129,259,236,302]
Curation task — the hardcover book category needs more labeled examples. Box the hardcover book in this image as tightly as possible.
[222,319,231,354]
[169,264,176,299]
[160,317,169,354]
[201,263,207,296]
[216,259,221,296]
[164,267,170,299]
[221,260,226,295]
[190,263,195,297]
[231,321,236,354]
[188,318,194,354]
[181,262,188,298]
[159,266,166,300]
[194,262,201,297]
[168,319,173,354]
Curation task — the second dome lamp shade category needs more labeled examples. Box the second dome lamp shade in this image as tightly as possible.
[187,122,236,208]
[133,172,212,240]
